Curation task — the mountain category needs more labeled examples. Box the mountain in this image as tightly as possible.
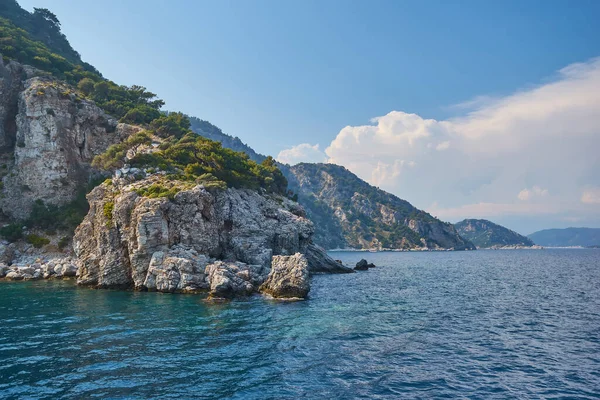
[528,228,600,247]
[286,164,474,250]
[185,120,474,250]
[455,219,535,249]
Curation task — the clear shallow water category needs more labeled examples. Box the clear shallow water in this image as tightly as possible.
[1,249,599,399]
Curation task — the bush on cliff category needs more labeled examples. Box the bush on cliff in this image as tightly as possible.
[25,233,49,248]
[93,126,288,195]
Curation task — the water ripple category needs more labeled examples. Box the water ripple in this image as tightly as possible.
[0,249,599,399]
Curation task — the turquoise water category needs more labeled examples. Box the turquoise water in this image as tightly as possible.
[1,249,599,399]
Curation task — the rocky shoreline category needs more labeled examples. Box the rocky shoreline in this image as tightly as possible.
[0,256,78,281]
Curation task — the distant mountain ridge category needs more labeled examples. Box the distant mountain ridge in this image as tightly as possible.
[528,228,600,247]
[455,219,535,249]
[186,119,474,250]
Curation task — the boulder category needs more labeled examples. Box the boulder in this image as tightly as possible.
[354,259,376,270]
[5,271,23,280]
[143,247,209,293]
[205,261,263,298]
[0,264,7,278]
[61,264,77,277]
[260,253,310,299]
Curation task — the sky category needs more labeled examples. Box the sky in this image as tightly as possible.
[19,0,600,234]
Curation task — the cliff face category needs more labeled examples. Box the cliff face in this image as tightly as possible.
[455,219,535,249]
[0,59,134,219]
[74,175,352,298]
[287,163,475,250]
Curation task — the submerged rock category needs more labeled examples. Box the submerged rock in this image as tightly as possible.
[260,253,310,299]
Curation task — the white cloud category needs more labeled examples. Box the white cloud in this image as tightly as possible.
[276,143,326,165]
[518,186,549,201]
[581,187,600,204]
[322,57,600,226]
[436,141,450,151]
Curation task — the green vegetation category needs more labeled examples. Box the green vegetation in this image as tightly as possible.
[103,201,114,225]
[57,236,70,251]
[94,114,288,196]
[0,223,23,242]
[455,219,533,248]
[25,233,49,248]
[0,3,164,124]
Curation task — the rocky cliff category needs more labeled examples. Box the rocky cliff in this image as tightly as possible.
[74,174,352,298]
[455,219,535,249]
[0,59,135,219]
[287,163,475,250]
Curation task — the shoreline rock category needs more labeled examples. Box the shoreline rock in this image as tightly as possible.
[354,259,376,271]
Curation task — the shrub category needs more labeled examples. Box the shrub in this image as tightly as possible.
[26,234,50,248]
[103,201,114,224]
[57,236,70,251]
[0,223,23,242]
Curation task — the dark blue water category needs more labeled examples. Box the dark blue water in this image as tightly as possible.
[1,249,599,399]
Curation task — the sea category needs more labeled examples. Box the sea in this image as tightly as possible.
[1,249,599,399]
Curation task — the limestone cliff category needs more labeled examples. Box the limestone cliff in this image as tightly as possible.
[0,59,135,219]
[74,174,352,298]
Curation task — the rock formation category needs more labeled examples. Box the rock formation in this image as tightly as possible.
[354,259,376,270]
[0,59,136,219]
[260,253,310,298]
[73,174,353,299]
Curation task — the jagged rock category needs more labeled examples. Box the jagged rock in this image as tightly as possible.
[0,264,8,278]
[0,64,139,219]
[205,261,263,298]
[305,243,354,274]
[74,178,324,295]
[260,253,310,299]
[143,247,209,293]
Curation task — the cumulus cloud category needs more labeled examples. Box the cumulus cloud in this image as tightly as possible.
[581,187,600,204]
[321,57,600,227]
[518,186,549,201]
[276,143,326,165]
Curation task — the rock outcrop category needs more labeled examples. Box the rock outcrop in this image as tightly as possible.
[73,175,353,298]
[260,253,310,298]
[354,259,376,270]
[0,59,136,219]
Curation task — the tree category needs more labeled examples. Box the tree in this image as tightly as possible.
[150,112,190,139]
[93,81,109,100]
[33,8,61,29]
[77,77,95,96]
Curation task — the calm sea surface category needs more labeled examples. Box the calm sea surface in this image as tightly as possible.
[1,249,599,399]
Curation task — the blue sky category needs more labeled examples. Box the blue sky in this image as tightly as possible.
[18,0,600,233]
